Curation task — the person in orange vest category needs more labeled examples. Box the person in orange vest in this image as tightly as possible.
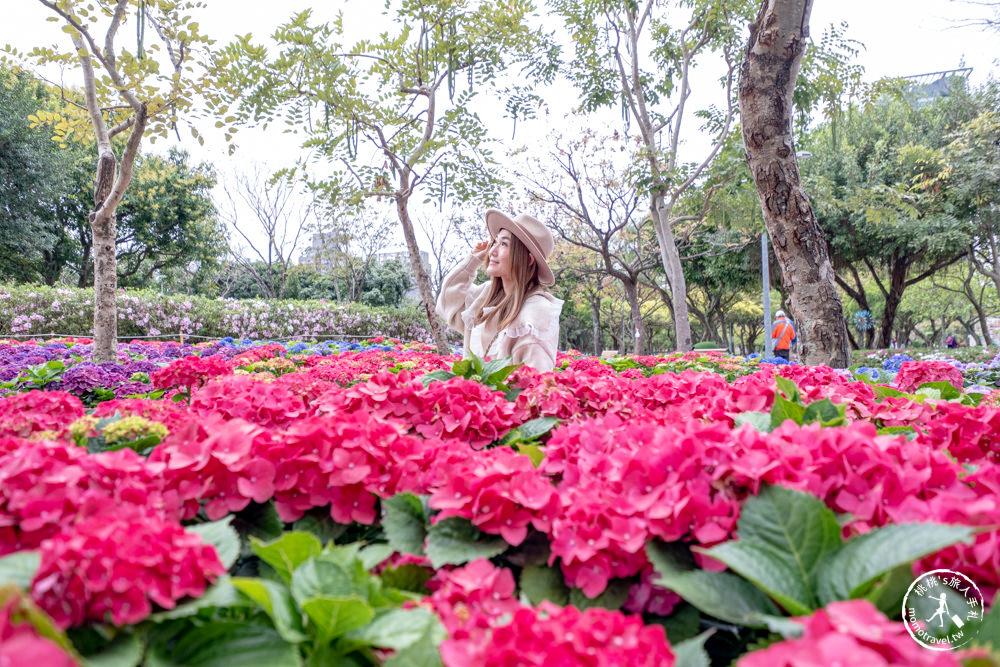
[770,310,797,360]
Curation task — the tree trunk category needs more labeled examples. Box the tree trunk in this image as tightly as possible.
[844,320,859,351]
[962,253,994,345]
[78,239,93,288]
[591,294,602,356]
[876,262,907,349]
[622,277,645,355]
[649,195,693,352]
[738,0,851,367]
[395,188,450,353]
[91,150,118,363]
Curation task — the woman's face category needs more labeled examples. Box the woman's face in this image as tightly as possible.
[486,229,513,280]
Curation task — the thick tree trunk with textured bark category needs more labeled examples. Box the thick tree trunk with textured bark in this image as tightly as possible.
[649,196,693,352]
[395,182,451,354]
[738,0,851,367]
[91,150,118,363]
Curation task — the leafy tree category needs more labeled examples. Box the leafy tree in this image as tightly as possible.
[360,259,412,308]
[946,83,1000,317]
[802,82,985,349]
[115,150,224,287]
[0,67,73,283]
[7,0,214,361]
[214,2,556,353]
[47,148,225,288]
[304,212,398,303]
[682,230,757,345]
[285,265,341,301]
[551,0,756,352]
[549,242,615,355]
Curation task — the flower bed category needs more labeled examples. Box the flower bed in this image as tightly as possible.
[0,283,437,342]
[0,341,996,665]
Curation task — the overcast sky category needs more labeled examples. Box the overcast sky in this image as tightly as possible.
[3,0,997,260]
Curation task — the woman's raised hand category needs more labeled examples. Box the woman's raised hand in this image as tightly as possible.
[473,240,490,255]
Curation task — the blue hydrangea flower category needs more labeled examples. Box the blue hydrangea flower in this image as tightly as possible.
[855,366,880,381]
[882,354,913,372]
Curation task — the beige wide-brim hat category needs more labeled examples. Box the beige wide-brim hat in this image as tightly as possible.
[484,209,555,287]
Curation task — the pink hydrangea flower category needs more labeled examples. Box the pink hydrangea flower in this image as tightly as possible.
[151,355,233,393]
[31,510,225,628]
[429,446,560,546]
[895,360,964,394]
[737,600,963,667]
[440,601,675,667]
[420,559,520,636]
[0,438,178,554]
[0,391,84,439]
[0,590,79,667]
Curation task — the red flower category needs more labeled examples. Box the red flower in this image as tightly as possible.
[149,417,276,520]
[421,559,520,635]
[231,343,287,364]
[318,371,522,449]
[430,446,560,546]
[0,438,178,554]
[0,590,79,667]
[265,412,437,523]
[190,375,308,428]
[0,391,84,439]
[30,510,225,628]
[150,355,233,393]
[895,360,964,394]
[440,601,675,667]
[737,600,963,666]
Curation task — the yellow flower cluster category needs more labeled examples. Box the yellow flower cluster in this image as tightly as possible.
[102,416,168,446]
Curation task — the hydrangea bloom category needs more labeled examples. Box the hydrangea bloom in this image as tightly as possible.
[895,360,965,393]
[0,391,84,439]
[0,589,79,667]
[737,600,963,667]
[31,510,225,628]
[429,446,561,546]
[440,601,675,667]
[854,366,880,381]
[190,375,308,428]
[421,559,520,636]
[542,415,742,596]
[264,412,437,523]
[882,353,914,372]
[0,438,178,554]
[318,371,522,449]
[149,417,276,520]
[150,355,233,393]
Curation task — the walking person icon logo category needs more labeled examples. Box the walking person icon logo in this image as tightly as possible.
[903,569,985,651]
[926,593,950,628]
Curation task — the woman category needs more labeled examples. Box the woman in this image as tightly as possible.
[436,209,563,372]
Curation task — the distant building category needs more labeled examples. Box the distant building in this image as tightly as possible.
[375,249,430,302]
[299,232,348,272]
[902,68,972,106]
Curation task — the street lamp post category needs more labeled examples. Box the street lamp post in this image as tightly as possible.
[762,232,772,358]
[762,150,812,358]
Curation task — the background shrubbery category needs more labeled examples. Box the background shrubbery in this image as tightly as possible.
[0,283,440,342]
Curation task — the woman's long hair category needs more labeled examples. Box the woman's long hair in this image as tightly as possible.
[473,232,540,332]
